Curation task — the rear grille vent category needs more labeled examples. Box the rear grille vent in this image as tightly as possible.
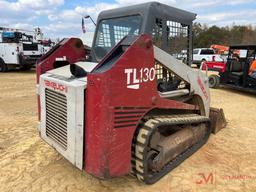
[45,88,67,150]
[114,107,150,128]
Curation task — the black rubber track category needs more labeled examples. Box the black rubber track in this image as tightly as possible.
[131,114,211,184]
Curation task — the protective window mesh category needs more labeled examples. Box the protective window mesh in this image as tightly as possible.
[152,18,190,64]
[97,24,111,47]
[155,61,187,91]
[114,26,129,44]
[94,15,141,60]
[152,18,163,47]
[167,20,190,63]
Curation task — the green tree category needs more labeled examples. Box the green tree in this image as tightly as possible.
[193,23,256,48]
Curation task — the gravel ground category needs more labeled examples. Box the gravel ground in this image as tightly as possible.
[0,70,255,192]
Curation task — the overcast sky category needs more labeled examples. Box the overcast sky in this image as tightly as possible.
[1,0,256,46]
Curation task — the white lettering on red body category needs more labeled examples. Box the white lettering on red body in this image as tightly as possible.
[125,67,156,89]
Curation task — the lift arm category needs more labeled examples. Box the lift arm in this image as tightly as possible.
[153,45,210,117]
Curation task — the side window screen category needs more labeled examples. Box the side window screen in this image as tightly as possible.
[97,24,111,48]
[166,20,189,64]
[152,18,163,47]
[114,26,133,44]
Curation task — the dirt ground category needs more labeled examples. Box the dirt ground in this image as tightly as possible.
[0,70,256,192]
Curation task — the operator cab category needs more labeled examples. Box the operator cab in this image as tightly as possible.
[91,2,195,65]
[89,2,196,94]
[220,45,256,90]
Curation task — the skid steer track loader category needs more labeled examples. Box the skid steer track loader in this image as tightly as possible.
[36,2,226,184]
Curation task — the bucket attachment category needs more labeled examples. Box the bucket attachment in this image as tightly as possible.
[209,107,227,134]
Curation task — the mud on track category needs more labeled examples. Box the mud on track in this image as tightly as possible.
[0,70,256,192]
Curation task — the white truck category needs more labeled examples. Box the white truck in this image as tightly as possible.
[193,48,223,67]
[0,30,42,72]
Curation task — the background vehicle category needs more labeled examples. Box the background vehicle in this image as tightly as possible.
[210,44,229,55]
[39,39,55,54]
[36,2,226,184]
[209,45,256,93]
[193,48,224,67]
[202,61,226,73]
[0,28,42,72]
[174,49,187,63]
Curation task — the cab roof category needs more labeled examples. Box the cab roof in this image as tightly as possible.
[97,2,197,25]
